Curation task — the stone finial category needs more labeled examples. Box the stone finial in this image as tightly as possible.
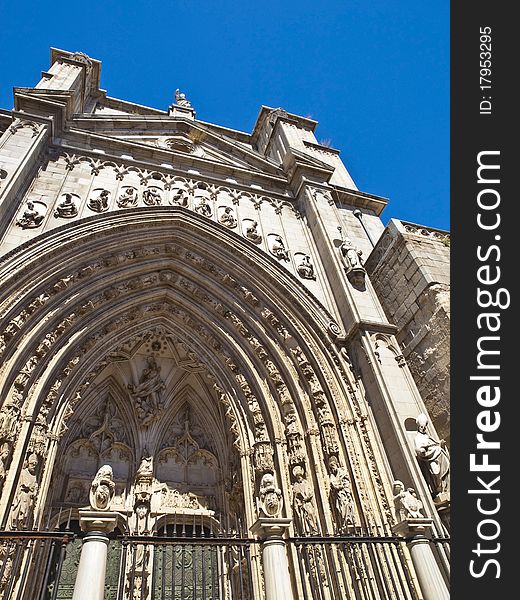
[89,464,115,511]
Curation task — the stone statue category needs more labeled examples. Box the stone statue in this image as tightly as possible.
[340,237,366,287]
[0,402,21,442]
[170,188,188,206]
[392,480,424,520]
[175,89,192,108]
[259,472,283,517]
[328,456,356,532]
[414,413,450,499]
[219,206,237,228]
[142,187,162,206]
[135,452,154,482]
[128,356,166,425]
[89,464,115,510]
[271,235,289,261]
[16,201,44,228]
[88,189,110,212]
[117,187,138,208]
[195,196,212,216]
[292,465,319,535]
[54,193,78,218]
[0,442,10,489]
[296,255,315,279]
[245,221,262,243]
[11,454,39,529]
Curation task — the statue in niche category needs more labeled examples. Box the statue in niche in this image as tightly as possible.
[0,401,21,442]
[245,220,262,243]
[291,465,319,535]
[393,480,425,520]
[259,472,283,517]
[54,193,78,218]
[16,200,44,228]
[11,453,39,529]
[414,413,450,500]
[271,235,289,261]
[219,206,237,228]
[142,187,162,206]
[296,254,315,279]
[0,443,10,489]
[175,88,192,108]
[170,188,188,206]
[117,187,138,208]
[328,456,356,532]
[89,464,115,511]
[127,356,166,426]
[88,189,110,212]
[195,196,212,216]
[135,452,154,482]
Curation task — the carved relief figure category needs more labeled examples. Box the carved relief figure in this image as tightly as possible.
[11,454,39,529]
[88,189,110,212]
[414,413,450,499]
[54,193,79,218]
[292,465,319,535]
[393,480,425,520]
[170,187,189,206]
[195,196,212,216]
[142,187,162,206]
[0,443,10,489]
[117,186,138,208]
[219,206,237,228]
[135,453,154,482]
[0,402,21,442]
[271,235,289,261]
[89,464,115,510]
[127,357,166,425]
[245,220,262,243]
[259,472,283,517]
[328,456,356,532]
[296,254,316,279]
[16,200,44,228]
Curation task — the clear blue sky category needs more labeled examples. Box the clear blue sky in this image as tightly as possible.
[0,1,449,230]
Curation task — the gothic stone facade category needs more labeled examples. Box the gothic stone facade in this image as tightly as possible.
[0,49,449,599]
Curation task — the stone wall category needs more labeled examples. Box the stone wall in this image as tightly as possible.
[365,219,450,444]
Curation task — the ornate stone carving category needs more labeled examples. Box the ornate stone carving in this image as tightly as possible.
[291,465,319,535]
[244,220,262,243]
[284,411,305,466]
[169,186,189,206]
[219,206,237,228]
[117,186,138,208]
[259,472,283,517]
[141,187,162,206]
[88,189,110,212]
[296,254,316,280]
[175,88,192,108]
[16,200,45,228]
[127,356,166,426]
[270,234,289,261]
[317,404,339,456]
[253,441,274,474]
[414,413,450,501]
[392,480,425,520]
[54,193,79,218]
[328,456,356,532]
[10,454,39,529]
[89,464,115,510]
[340,235,366,288]
[194,195,212,216]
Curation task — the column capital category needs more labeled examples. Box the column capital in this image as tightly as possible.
[250,517,292,540]
[392,518,434,541]
[78,509,118,535]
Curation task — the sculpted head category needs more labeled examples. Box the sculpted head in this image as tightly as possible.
[416,413,428,432]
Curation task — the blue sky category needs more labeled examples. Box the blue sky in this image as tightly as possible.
[0,1,449,230]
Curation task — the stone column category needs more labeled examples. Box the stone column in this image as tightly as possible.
[392,518,449,600]
[250,518,294,600]
[72,509,118,600]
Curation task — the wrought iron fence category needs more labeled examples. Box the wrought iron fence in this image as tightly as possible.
[0,525,448,600]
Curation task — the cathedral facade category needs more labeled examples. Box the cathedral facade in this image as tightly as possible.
[0,49,449,599]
